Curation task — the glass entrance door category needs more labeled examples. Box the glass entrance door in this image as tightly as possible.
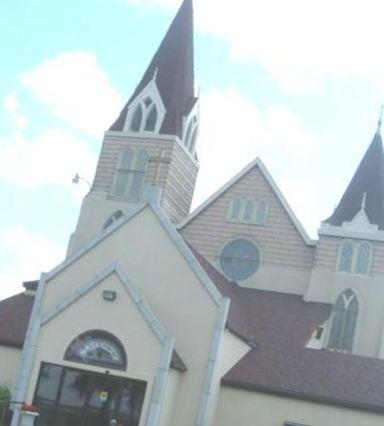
[34,363,147,426]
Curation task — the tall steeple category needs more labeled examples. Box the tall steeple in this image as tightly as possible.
[110,0,196,139]
[323,125,384,230]
[67,0,200,257]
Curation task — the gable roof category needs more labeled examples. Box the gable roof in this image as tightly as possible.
[223,346,384,414]
[109,0,197,138]
[324,131,384,230]
[178,157,316,246]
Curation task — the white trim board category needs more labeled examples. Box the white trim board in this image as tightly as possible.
[178,157,316,247]
[44,195,222,306]
[41,262,169,344]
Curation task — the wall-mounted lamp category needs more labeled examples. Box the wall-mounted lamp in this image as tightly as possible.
[103,290,117,301]
[72,173,91,188]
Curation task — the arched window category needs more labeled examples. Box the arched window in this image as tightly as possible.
[65,330,127,370]
[337,240,372,275]
[227,197,268,225]
[229,198,242,220]
[220,238,261,280]
[130,105,143,132]
[328,290,358,352]
[103,210,124,230]
[355,241,372,274]
[113,148,149,201]
[184,117,198,153]
[144,105,158,131]
[338,241,354,272]
[243,200,254,222]
[256,200,268,225]
[129,97,159,133]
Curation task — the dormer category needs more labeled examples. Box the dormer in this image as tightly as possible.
[123,78,166,135]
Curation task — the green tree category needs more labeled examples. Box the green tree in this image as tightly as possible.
[0,384,10,404]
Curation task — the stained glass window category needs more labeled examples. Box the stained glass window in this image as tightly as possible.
[256,200,268,225]
[65,330,127,370]
[355,242,371,274]
[113,148,148,201]
[338,241,354,272]
[328,289,358,352]
[220,239,261,280]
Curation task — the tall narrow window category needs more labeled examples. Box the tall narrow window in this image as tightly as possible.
[113,149,149,201]
[127,149,149,201]
[338,241,354,272]
[243,200,254,222]
[130,105,143,132]
[184,117,198,152]
[328,289,358,352]
[355,241,372,274]
[230,199,242,220]
[144,106,158,131]
[114,148,134,197]
[256,200,268,225]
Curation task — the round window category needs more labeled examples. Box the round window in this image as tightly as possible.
[220,238,260,280]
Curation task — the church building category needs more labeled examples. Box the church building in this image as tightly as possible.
[2,0,384,425]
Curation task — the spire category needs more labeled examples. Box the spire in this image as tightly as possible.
[110,0,196,138]
[323,127,384,229]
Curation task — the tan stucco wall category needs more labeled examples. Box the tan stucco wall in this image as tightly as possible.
[214,387,384,426]
[0,346,21,389]
[181,166,315,295]
[25,272,162,425]
[26,206,220,425]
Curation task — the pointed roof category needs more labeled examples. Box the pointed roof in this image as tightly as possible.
[324,130,384,229]
[110,0,196,138]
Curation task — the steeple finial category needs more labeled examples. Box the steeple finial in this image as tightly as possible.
[377,105,384,135]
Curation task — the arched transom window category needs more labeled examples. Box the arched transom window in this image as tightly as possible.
[328,290,358,352]
[337,240,372,275]
[228,197,268,225]
[65,330,127,370]
[113,148,149,201]
[219,238,261,280]
[103,210,124,230]
[130,97,159,133]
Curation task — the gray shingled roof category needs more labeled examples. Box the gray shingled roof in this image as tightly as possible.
[324,131,384,229]
[109,0,197,138]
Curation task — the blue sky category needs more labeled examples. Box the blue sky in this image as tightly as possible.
[1,0,384,299]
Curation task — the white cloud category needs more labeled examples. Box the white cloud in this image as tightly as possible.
[278,177,320,238]
[193,88,317,209]
[21,51,122,136]
[0,127,96,189]
[4,92,29,130]
[0,227,64,300]
[124,0,384,92]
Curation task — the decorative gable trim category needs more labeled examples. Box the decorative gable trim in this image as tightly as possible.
[320,208,384,242]
[178,157,316,246]
[14,262,178,426]
[41,262,169,343]
[44,189,222,306]
[181,97,199,154]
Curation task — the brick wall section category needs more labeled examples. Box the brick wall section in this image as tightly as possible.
[314,235,384,277]
[181,166,315,271]
[92,133,198,222]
